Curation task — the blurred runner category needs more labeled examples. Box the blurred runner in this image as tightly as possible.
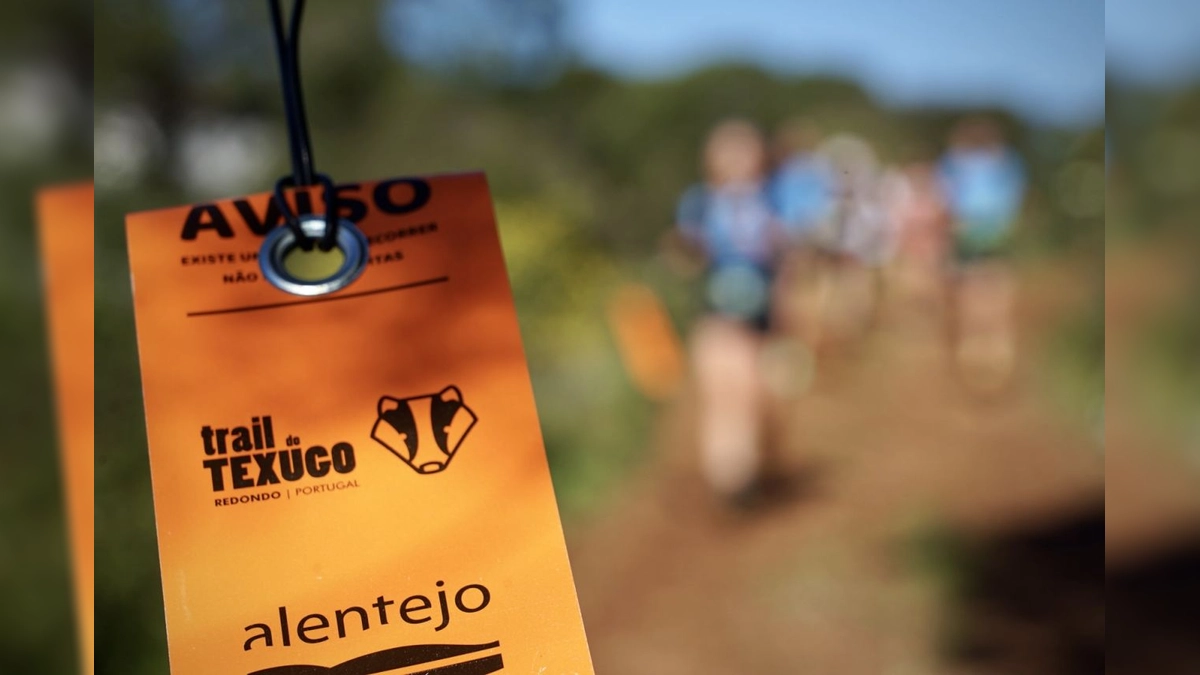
[669,119,786,505]
[769,118,835,241]
[802,133,891,347]
[883,159,952,303]
[938,117,1027,392]
[767,119,831,343]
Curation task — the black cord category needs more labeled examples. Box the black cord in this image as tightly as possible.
[269,0,340,251]
[269,0,313,187]
[286,2,315,186]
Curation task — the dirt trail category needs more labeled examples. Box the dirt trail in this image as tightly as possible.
[568,266,1104,675]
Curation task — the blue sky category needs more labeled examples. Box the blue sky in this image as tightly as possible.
[1107,0,1200,84]
[567,0,1124,127]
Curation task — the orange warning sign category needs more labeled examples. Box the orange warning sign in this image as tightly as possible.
[126,173,595,675]
[36,182,95,675]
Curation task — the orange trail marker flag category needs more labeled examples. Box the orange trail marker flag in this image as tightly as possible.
[606,282,685,401]
[36,182,96,675]
[125,173,595,675]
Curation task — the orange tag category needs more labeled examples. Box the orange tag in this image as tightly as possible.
[36,182,95,675]
[606,283,684,401]
[126,173,594,675]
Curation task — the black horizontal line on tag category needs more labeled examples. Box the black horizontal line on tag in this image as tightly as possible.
[186,276,450,317]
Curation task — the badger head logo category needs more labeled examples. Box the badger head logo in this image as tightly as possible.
[371,386,477,475]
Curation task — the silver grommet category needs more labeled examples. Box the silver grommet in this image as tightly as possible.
[259,215,369,296]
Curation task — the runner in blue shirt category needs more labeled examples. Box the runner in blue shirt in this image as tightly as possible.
[939,119,1027,264]
[938,117,1027,393]
[675,121,784,332]
[768,119,835,242]
[671,119,786,505]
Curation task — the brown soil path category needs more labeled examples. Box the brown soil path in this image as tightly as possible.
[567,264,1105,675]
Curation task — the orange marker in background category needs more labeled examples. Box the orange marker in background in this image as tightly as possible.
[606,282,685,401]
[36,183,95,675]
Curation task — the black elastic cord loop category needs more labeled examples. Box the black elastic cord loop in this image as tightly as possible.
[273,173,340,252]
[269,0,314,187]
[268,0,341,251]
[313,174,340,251]
[285,2,314,187]
[273,176,312,250]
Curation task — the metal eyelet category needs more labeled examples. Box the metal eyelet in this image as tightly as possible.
[259,215,369,296]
